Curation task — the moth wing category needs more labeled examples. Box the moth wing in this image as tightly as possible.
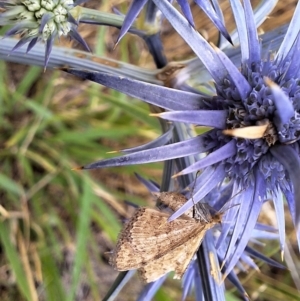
[109,208,161,270]
[110,207,199,271]
[138,243,187,283]
[139,227,206,282]
[126,208,200,253]
[173,230,206,279]
[156,192,193,217]
[172,221,220,279]
[109,240,143,270]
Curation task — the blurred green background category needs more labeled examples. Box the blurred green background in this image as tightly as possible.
[0,1,300,300]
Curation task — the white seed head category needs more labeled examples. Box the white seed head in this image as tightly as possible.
[24,0,41,11]
[2,0,85,67]
[41,0,55,11]
[58,21,71,36]
[42,20,56,39]
[3,0,75,41]
[35,8,48,20]
[54,6,68,22]
[27,28,39,37]
[19,10,35,21]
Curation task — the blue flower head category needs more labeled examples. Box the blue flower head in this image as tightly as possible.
[61,0,299,298]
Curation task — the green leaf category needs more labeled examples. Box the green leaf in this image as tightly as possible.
[40,248,66,301]
[0,173,24,196]
[16,66,42,95]
[225,292,242,301]
[67,175,94,301]
[0,222,31,300]
[24,100,53,120]
[91,197,121,242]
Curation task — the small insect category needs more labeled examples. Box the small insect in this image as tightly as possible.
[109,192,223,283]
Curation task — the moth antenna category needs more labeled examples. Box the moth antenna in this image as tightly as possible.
[217,188,244,214]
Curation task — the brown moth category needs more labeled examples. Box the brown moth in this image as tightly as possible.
[109,192,222,283]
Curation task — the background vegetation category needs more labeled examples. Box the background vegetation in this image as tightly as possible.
[0,1,299,300]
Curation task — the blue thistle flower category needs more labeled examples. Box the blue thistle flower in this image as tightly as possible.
[0,0,90,67]
[65,0,300,281]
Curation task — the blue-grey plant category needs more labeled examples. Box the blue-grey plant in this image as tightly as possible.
[0,0,298,300]
[61,0,300,298]
[0,0,139,67]
[116,0,232,45]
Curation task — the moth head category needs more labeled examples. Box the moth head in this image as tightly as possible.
[213,211,225,224]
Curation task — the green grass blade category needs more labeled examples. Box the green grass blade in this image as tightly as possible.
[67,175,94,301]
[0,173,24,196]
[16,66,42,95]
[0,222,31,300]
[40,248,66,301]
